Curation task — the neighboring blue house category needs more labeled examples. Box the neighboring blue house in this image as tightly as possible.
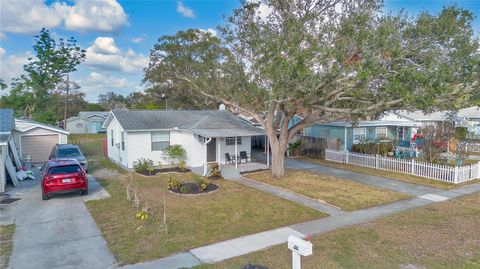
[305,112,420,151]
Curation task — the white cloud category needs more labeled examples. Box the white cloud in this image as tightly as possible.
[131,37,144,43]
[0,0,128,34]
[81,71,135,89]
[76,71,140,101]
[131,34,147,43]
[199,28,217,36]
[0,48,33,86]
[84,37,148,73]
[0,0,62,34]
[246,0,273,21]
[90,37,120,55]
[54,0,128,32]
[177,1,195,18]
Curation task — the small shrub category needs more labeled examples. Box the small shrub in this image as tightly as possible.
[210,163,221,178]
[146,166,155,175]
[136,209,149,220]
[133,158,153,174]
[180,185,191,194]
[196,177,209,191]
[163,145,187,165]
[178,160,187,171]
[167,176,180,190]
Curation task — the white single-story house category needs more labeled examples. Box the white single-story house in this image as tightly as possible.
[14,119,69,163]
[66,111,108,134]
[103,108,265,173]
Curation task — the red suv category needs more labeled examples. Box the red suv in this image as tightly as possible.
[42,159,88,200]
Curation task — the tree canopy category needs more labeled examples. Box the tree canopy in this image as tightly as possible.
[144,0,479,177]
[2,28,86,123]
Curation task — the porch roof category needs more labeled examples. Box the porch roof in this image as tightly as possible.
[191,127,265,138]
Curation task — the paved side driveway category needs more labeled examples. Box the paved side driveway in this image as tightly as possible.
[7,173,115,269]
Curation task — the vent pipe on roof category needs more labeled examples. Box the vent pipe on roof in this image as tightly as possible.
[219,104,225,110]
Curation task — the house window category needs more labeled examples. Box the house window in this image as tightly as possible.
[76,123,84,128]
[121,132,125,151]
[151,132,170,151]
[225,137,241,146]
[111,130,114,146]
[353,128,366,144]
[376,127,388,139]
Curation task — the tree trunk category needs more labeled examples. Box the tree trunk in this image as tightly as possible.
[270,141,286,178]
[265,113,291,178]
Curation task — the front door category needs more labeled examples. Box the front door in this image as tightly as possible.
[207,138,216,162]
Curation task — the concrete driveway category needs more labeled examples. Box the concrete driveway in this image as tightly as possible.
[5,171,115,269]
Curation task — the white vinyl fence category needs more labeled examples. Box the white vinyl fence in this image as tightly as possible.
[325,149,480,184]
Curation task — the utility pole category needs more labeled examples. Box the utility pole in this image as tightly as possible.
[63,74,69,130]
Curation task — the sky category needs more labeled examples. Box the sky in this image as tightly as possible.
[0,0,479,102]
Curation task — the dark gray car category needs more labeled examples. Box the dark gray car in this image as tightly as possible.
[49,144,88,173]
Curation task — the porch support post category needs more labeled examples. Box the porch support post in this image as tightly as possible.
[217,137,220,165]
[344,126,348,151]
[235,136,238,170]
[203,137,212,176]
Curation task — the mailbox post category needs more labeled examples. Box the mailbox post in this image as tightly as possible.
[288,235,312,269]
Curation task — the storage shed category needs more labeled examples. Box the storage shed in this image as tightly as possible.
[13,119,69,164]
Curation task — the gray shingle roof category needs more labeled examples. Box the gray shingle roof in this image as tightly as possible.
[111,109,265,137]
[78,111,109,118]
[0,109,14,133]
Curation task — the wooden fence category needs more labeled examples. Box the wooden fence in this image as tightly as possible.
[291,136,326,159]
[325,149,480,184]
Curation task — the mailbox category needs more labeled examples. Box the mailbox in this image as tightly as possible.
[288,235,312,256]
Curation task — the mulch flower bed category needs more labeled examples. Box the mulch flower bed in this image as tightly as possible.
[169,182,219,195]
[207,175,223,180]
[136,167,191,176]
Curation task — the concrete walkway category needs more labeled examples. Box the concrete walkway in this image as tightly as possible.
[4,171,115,269]
[229,176,345,216]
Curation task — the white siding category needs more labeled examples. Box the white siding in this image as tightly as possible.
[66,118,90,134]
[106,119,254,168]
[127,131,205,168]
[106,116,129,167]
[0,144,8,192]
[13,128,68,161]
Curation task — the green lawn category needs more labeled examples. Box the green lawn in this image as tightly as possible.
[246,169,411,211]
[195,192,480,269]
[77,135,325,264]
[299,157,480,190]
[0,225,15,268]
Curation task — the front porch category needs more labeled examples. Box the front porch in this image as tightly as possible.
[191,161,269,179]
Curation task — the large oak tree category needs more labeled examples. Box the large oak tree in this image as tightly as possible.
[144,0,480,177]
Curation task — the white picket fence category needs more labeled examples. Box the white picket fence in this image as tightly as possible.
[325,149,480,184]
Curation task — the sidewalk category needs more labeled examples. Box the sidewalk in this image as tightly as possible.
[186,182,480,266]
